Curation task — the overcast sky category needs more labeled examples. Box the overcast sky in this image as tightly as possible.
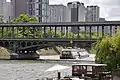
[7,0,120,21]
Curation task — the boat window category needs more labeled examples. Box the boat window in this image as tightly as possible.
[71,52,79,56]
[79,51,88,55]
[62,51,70,55]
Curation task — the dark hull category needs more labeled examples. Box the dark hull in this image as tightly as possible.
[60,56,74,59]
[10,53,39,60]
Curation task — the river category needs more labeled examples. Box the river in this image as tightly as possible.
[0,54,95,80]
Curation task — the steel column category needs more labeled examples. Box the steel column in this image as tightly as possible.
[1,27,4,38]
[55,26,57,37]
[43,26,46,38]
[77,26,80,39]
[90,26,92,40]
[84,26,87,39]
[50,26,52,38]
[23,27,25,38]
[66,26,68,38]
[97,26,99,39]
[102,25,104,37]
[110,26,112,36]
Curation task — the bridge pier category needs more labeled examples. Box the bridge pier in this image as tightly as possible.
[0,41,40,60]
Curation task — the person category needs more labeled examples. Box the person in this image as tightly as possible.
[58,72,61,80]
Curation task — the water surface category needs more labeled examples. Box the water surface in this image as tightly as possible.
[0,54,95,80]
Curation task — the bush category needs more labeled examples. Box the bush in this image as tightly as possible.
[91,30,120,70]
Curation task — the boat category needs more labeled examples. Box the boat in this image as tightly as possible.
[72,63,109,79]
[60,48,89,59]
[10,52,39,60]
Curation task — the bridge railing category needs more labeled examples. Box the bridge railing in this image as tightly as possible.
[0,22,119,40]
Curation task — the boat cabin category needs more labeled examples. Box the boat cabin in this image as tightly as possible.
[60,48,89,59]
[72,64,107,79]
[60,49,80,59]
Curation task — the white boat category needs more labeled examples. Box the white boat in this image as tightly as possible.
[60,48,89,59]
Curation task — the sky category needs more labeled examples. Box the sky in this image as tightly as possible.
[6,0,10,2]
[6,0,120,21]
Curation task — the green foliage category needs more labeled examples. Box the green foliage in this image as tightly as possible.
[91,30,120,70]
[12,14,39,38]
[12,14,38,23]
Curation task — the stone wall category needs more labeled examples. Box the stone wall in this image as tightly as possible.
[37,46,63,55]
[0,47,10,59]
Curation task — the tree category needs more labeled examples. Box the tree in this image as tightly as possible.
[12,14,39,38]
[12,14,38,23]
[91,30,120,70]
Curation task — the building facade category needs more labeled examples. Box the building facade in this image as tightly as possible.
[4,1,14,22]
[85,6,99,22]
[85,6,100,32]
[11,0,27,18]
[48,4,66,22]
[66,1,85,22]
[35,0,49,22]
[0,0,5,22]
[11,0,36,18]
[0,0,13,23]
[66,1,86,33]
[26,0,36,16]
[11,0,49,22]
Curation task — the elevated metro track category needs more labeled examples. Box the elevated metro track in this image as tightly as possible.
[0,39,97,42]
[0,21,120,26]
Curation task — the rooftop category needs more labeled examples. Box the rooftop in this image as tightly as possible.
[72,63,107,66]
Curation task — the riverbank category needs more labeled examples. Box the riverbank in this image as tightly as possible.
[0,47,10,59]
[37,46,63,55]
[0,46,63,59]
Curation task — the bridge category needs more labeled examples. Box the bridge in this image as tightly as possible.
[0,21,120,59]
